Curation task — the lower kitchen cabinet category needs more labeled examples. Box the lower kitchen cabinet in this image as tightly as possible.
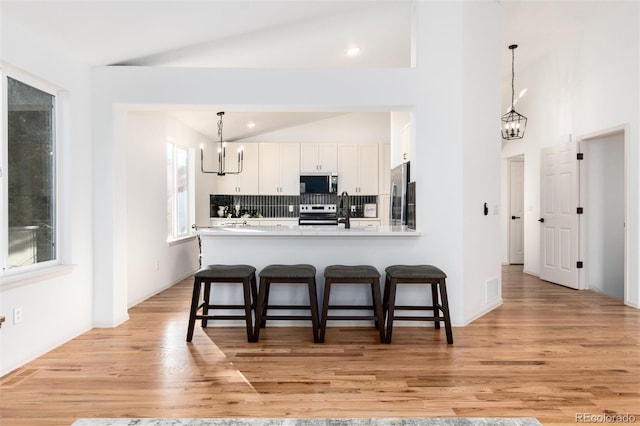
[350,218,381,227]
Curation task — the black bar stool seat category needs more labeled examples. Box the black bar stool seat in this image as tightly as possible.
[319,265,386,343]
[186,264,257,342]
[254,264,320,343]
[383,264,453,344]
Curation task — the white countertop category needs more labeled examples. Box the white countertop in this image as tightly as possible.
[196,224,419,237]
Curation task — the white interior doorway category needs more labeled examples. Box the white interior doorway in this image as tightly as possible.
[508,157,524,264]
[580,131,625,300]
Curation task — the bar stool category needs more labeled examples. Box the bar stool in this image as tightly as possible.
[186,264,257,342]
[254,264,320,343]
[319,265,386,343]
[383,265,453,344]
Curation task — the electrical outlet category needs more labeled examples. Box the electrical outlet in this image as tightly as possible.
[13,307,23,324]
[288,205,294,213]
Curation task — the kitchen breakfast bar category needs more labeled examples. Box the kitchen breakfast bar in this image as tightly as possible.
[193,225,434,331]
[197,224,420,273]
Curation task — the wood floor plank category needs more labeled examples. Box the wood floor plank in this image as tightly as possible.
[1,265,638,425]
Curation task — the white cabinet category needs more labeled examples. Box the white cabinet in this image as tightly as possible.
[300,144,337,173]
[338,144,379,195]
[259,219,298,227]
[379,143,390,195]
[215,143,259,194]
[351,218,381,227]
[209,218,297,227]
[259,143,300,195]
[378,195,390,226]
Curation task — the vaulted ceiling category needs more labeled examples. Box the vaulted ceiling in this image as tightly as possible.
[1,0,625,141]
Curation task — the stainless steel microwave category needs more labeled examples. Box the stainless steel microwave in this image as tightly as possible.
[299,174,338,194]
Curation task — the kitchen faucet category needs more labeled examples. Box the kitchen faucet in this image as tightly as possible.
[338,191,351,229]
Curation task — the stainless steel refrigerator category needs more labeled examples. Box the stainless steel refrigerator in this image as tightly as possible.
[390,161,410,226]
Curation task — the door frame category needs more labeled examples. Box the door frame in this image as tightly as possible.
[508,155,525,264]
[578,125,629,303]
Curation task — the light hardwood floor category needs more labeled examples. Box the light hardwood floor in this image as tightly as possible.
[1,266,638,425]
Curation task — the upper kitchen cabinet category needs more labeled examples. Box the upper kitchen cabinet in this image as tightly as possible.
[300,144,337,173]
[215,143,259,194]
[338,144,379,195]
[259,143,300,195]
[379,143,391,195]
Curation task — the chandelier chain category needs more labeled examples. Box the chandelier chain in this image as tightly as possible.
[511,47,515,110]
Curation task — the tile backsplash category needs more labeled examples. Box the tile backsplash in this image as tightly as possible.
[211,194,377,218]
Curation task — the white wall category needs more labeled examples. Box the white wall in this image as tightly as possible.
[0,19,94,375]
[585,133,625,300]
[500,2,639,308]
[126,113,203,308]
[390,111,411,167]
[91,1,504,328]
[240,112,391,144]
[462,2,503,320]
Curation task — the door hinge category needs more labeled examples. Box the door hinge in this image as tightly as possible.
[577,207,584,214]
[577,261,584,269]
[577,153,584,160]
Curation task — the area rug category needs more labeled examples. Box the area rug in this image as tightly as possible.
[71,418,542,426]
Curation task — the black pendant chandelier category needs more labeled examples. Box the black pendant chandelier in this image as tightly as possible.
[501,44,527,140]
[200,111,244,176]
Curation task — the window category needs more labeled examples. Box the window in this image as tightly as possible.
[1,74,57,273]
[167,140,192,241]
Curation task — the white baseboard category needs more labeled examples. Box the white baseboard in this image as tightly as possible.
[0,324,92,377]
[461,298,504,326]
[93,312,129,328]
[522,268,539,277]
[127,270,195,309]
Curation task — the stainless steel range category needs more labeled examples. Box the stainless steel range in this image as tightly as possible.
[298,204,338,226]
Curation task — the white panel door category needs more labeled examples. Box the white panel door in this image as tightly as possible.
[509,160,525,264]
[540,142,579,289]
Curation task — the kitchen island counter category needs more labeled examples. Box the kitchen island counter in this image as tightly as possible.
[196,225,419,237]
[194,224,426,328]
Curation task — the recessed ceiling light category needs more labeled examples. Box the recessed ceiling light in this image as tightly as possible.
[346,46,361,56]
[247,122,255,129]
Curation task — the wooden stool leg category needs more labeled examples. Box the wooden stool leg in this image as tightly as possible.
[261,281,271,328]
[430,282,441,329]
[186,278,202,342]
[370,280,380,329]
[385,278,398,343]
[253,277,268,342]
[201,282,211,328]
[242,276,256,342]
[307,277,321,343]
[439,278,453,344]
[371,277,386,343]
[250,273,258,312]
[382,275,391,319]
[319,279,332,343]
